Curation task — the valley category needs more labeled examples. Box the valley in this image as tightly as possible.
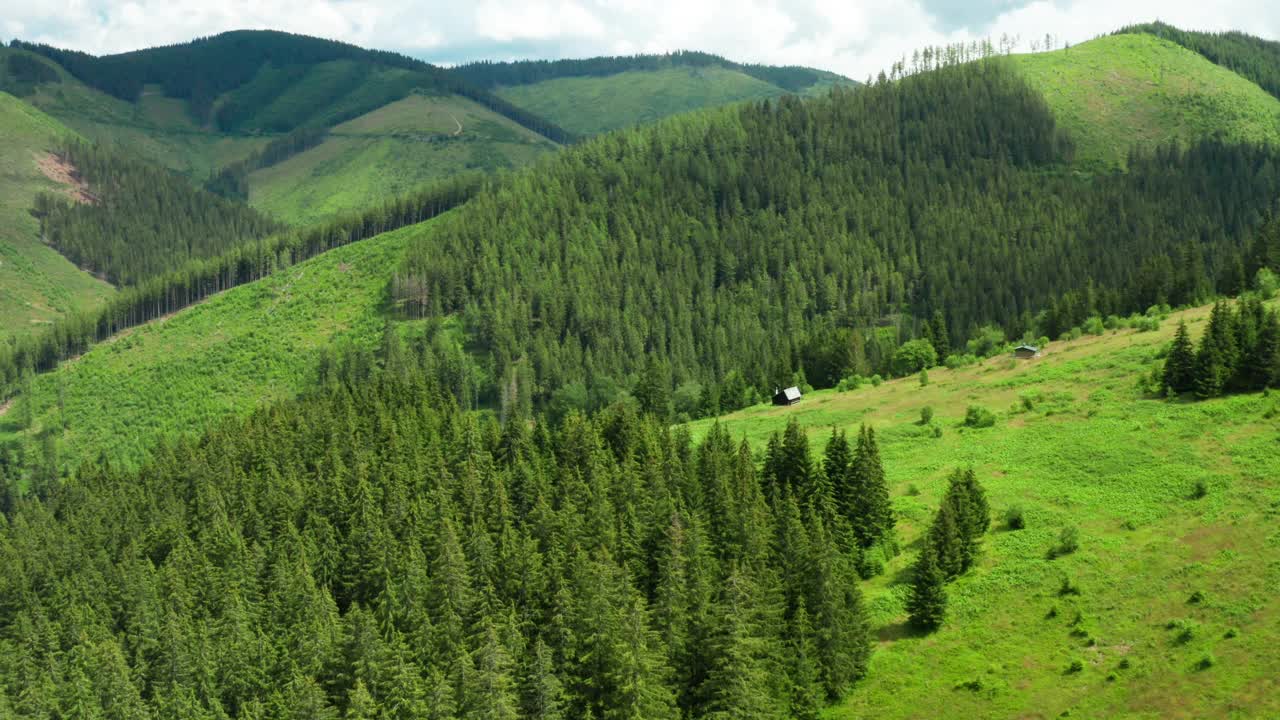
[2,18,1280,720]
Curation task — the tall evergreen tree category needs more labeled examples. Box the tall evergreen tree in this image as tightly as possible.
[1163,321,1197,395]
[906,545,947,631]
[848,425,893,549]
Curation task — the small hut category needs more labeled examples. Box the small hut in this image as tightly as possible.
[1013,345,1041,360]
[773,386,803,406]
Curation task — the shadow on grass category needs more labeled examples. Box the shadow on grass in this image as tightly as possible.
[876,620,932,642]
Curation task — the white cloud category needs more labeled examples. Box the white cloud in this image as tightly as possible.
[2,0,1279,79]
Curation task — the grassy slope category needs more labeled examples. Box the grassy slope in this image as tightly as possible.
[0,217,439,469]
[686,300,1280,718]
[0,92,113,341]
[249,93,555,225]
[1011,34,1280,169]
[494,66,813,135]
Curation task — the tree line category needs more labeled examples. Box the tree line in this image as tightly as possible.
[391,58,1280,422]
[0,174,486,399]
[32,139,284,286]
[0,330,886,718]
[453,50,840,95]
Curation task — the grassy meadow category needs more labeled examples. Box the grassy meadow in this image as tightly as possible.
[0,217,444,472]
[1011,33,1280,169]
[249,94,554,225]
[687,300,1280,718]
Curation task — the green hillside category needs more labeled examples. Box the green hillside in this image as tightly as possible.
[248,94,554,225]
[682,299,1280,718]
[0,91,112,341]
[495,65,838,135]
[0,216,438,470]
[1010,33,1280,169]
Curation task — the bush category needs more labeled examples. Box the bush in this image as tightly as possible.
[963,405,996,428]
[1118,658,1131,670]
[966,325,1007,358]
[1187,590,1205,605]
[1131,315,1160,332]
[1195,653,1216,671]
[906,484,921,496]
[1256,267,1279,298]
[945,353,979,369]
[919,368,930,387]
[1191,479,1208,499]
[836,374,865,392]
[1224,627,1238,639]
[1082,316,1105,336]
[1058,576,1081,596]
[920,406,934,425]
[932,424,943,438]
[1051,526,1080,557]
[870,374,883,387]
[1065,659,1084,674]
[893,339,938,376]
[1004,505,1026,530]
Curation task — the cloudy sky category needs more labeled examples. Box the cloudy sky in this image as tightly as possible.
[3,0,1279,79]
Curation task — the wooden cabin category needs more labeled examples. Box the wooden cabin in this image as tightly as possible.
[1013,345,1041,360]
[773,386,803,406]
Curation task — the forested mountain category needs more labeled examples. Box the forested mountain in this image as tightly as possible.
[391,57,1280,419]
[0,92,112,342]
[457,50,848,91]
[1119,22,1280,101]
[10,31,575,142]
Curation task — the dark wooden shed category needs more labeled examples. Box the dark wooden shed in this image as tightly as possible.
[1014,345,1041,360]
[773,386,803,406]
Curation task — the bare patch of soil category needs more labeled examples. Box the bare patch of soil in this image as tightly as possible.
[34,152,98,205]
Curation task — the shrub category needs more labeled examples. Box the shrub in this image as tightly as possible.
[954,678,983,692]
[1118,658,1131,670]
[893,339,938,376]
[1191,479,1208,499]
[945,353,979,369]
[1045,605,1058,619]
[1058,576,1081,596]
[905,483,921,496]
[932,425,943,438]
[836,374,866,392]
[1004,505,1026,530]
[966,325,1006,358]
[1256,267,1279,298]
[919,368,930,387]
[1065,659,1084,674]
[1082,316,1105,336]
[870,374,883,387]
[920,406,934,425]
[1131,315,1160,332]
[1051,526,1080,558]
[1224,627,1238,639]
[1195,653,1216,671]
[1187,590,1205,605]
[963,405,996,428]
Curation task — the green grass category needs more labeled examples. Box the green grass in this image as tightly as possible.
[494,66,811,135]
[249,94,555,225]
[685,300,1280,717]
[0,91,113,341]
[0,217,441,470]
[1010,33,1280,169]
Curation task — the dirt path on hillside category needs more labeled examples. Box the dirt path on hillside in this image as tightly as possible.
[448,112,463,136]
[34,152,98,204]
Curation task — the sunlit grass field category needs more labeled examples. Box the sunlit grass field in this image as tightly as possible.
[1011,33,1280,170]
[0,217,445,471]
[688,301,1280,718]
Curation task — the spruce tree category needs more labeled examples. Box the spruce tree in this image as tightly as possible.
[927,502,964,579]
[906,545,948,631]
[1195,301,1239,399]
[931,309,951,360]
[848,425,893,549]
[785,606,824,720]
[1163,321,1196,395]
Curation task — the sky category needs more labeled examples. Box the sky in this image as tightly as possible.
[2,0,1280,79]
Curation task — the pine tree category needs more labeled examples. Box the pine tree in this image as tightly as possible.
[1239,309,1280,391]
[785,606,824,720]
[926,501,964,579]
[848,425,892,549]
[520,638,565,720]
[940,468,989,573]
[930,309,951,360]
[1194,300,1240,399]
[1162,321,1196,395]
[906,545,947,631]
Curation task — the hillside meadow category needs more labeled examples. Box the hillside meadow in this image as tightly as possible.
[687,300,1280,718]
